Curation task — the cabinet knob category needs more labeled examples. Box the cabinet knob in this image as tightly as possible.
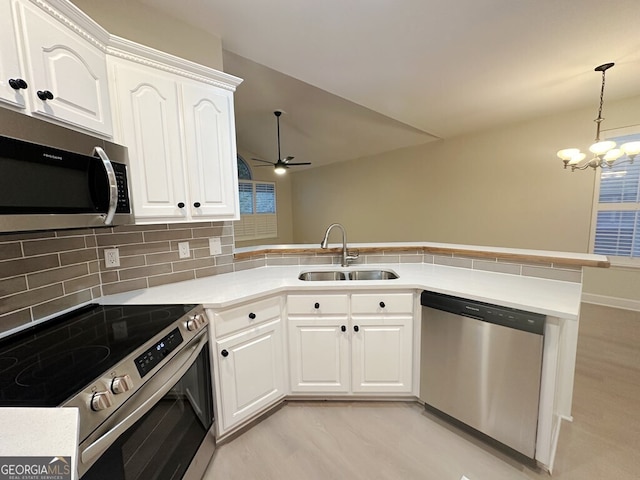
[354,325,359,332]
[37,90,54,101]
[379,301,386,308]
[314,302,320,309]
[341,325,346,332]
[248,312,256,320]
[193,202,201,208]
[177,202,185,208]
[8,78,28,90]
[221,349,229,357]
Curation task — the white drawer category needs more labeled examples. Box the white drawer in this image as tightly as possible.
[351,293,414,315]
[287,294,349,315]
[212,296,281,337]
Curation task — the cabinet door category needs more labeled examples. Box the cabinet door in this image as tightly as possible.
[288,319,350,393]
[182,81,239,220]
[109,60,187,221]
[0,1,27,109]
[16,0,112,136]
[351,316,413,393]
[216,318,285,433]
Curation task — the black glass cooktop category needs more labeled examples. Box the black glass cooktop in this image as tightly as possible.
[0,304,196,407]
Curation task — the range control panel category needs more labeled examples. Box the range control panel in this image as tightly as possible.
[134,328,184,378]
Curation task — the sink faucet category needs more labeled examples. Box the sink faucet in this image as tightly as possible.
[320,223,359,267]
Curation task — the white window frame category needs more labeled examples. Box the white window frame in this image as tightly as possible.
[589,125,640,268]
[236,180,278,241]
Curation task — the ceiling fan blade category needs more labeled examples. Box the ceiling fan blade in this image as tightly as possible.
[253,164,274,167]
[251,157,275,165]
[283,156,295,163]
[285,162,312,166]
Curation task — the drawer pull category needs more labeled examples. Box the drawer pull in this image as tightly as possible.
[314,302,320,309]
[248,312,256,320]
[37,90,54,101]
[9,78,28,90]
[379,301,386,308]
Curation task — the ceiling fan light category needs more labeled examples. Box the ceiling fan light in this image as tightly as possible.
[589,140,616,156]
[274,165,287,175]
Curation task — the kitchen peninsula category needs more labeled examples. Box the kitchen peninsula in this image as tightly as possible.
[102,241,608,472]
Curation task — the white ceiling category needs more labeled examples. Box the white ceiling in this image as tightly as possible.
[141,0,640,170]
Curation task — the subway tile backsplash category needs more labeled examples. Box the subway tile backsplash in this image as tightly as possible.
[1,226,584,336]
[0,221,234,335]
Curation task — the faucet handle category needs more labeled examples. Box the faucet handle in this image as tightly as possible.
[346,249,359,262]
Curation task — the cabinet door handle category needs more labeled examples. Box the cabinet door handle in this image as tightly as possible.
[379,301,386,308]
[9,78,28,90]
[177,202,185,208]
[221,349,229,357]
[193,202,201,208]
[341,325,346,332]
[248,312,256,320]
[314,302,320,309]
[37,90,54,101]
[353,325,359,332]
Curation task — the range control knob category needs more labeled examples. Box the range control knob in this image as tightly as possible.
[90,390,113,411]
[186,313,206,331]
[110,374,133,395]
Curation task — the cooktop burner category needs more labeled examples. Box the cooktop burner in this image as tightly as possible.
[0,304,196,407]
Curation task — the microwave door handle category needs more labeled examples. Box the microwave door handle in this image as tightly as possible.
[93,146,118,225]
[80,331,208,467]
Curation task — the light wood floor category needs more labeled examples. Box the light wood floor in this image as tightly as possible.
[203,303,640,480]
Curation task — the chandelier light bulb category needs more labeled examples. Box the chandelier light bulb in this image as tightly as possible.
[557,148,580,161]
[603,148,623,164]
[621,141,640,158]
[588,140,616,156]
[568,152,586,165]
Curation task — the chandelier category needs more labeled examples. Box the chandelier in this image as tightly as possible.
[557,62,640,171]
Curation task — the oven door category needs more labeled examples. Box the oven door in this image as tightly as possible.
[79,329,214,480]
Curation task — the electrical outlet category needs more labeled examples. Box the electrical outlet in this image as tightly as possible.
[178,241,190,259]
[209,237,222,255]
[104,248,120,268]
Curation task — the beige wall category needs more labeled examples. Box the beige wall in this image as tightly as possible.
[234,149,294,247]
[70,0,224,70]
[290,95,640,303]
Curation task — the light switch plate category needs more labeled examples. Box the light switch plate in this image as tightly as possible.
[209,237,222,255]
[178,241,190,259]
[104,248,120,268]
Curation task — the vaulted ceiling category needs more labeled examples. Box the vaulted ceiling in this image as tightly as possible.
[141,0,640,170]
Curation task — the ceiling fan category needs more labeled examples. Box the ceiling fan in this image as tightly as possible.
[252,110,311,174]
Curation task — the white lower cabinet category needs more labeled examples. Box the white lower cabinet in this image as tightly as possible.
[288,292,414,395]
[210,296,286,436]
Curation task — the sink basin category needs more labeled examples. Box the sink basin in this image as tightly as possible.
[298,271,347,281]
[348,269,399,280]
[298,269,399,281]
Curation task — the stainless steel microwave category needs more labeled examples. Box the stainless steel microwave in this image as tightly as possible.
[0,109,134,233]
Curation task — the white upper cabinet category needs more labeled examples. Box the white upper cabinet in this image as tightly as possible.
[182,81,239,219]
[108,43,242,224]
[7,0,113,137]
[0,1,27,109]
[109,60,187,220]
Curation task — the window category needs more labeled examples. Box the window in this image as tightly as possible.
[235,156,278,241]
[591,130,640,265]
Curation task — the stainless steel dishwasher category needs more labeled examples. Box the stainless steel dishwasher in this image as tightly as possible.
[419,291,545,459]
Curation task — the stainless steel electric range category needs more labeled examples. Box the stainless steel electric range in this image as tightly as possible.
[0,303,215,479]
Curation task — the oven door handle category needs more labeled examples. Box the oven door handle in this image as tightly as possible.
[81,330,208,466]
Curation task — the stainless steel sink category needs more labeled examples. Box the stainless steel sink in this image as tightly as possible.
[298,271,347,281]
[348,270,398,280]
[298,269,398,281]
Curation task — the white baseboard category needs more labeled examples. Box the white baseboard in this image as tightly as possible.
[582,293,640,312]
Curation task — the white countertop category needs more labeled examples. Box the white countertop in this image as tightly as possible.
[101,263,582,319]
